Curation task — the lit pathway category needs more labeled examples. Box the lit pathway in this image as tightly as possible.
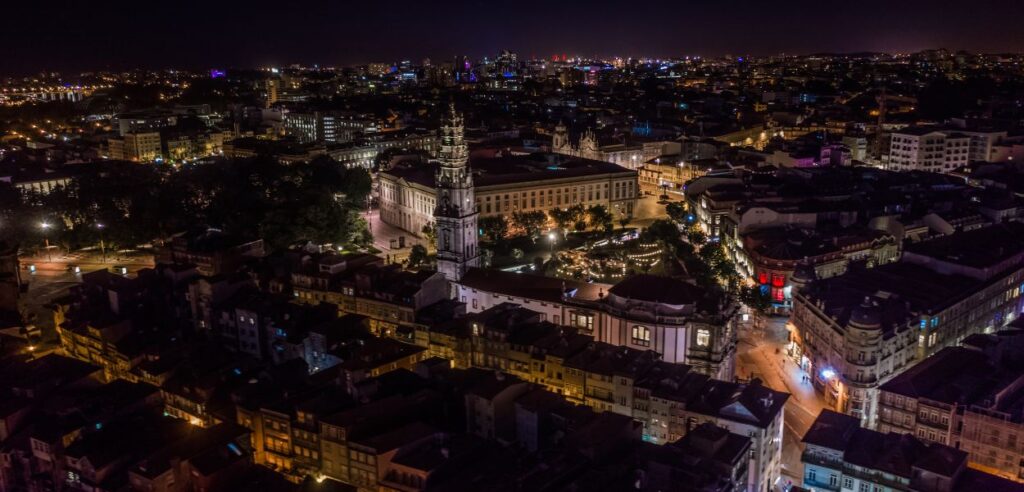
[737,315,826,490]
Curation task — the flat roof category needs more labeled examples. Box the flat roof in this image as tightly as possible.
[382,152,636,190]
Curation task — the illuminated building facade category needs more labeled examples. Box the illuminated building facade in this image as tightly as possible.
[107,131,162,162]
[790,224,1024,427]
[551,122,673,171]
[380,154,639,238]
[455,270,739,380]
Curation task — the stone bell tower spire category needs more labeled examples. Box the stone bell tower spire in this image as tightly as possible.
[434,103,480,283]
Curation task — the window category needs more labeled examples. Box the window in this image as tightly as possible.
[632,325,651,346]
[570,312,593,332]
[696,329,710,347]
[807,468,817,482]
[843,477,854,489]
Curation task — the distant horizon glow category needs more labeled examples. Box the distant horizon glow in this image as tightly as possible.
[3,0,1024,74]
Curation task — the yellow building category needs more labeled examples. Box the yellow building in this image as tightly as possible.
[108,131,162,162]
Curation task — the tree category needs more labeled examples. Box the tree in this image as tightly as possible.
[548,208,573,234]
[698,243,741,291]
[587,205,614,236]
[740,285,772,313]
[421,223,437,248]
[478,216,509,243]
[686,226,707,246]
[511,211,547,241]
[567,204,587,231]
[666,202,687,223]
[408,244,429,268]
[642,219,684,251]
[340,167,373,206]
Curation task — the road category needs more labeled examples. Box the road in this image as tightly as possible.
[736,315,825,489]
[628,194,670,229]
[17,250,155,354]
[365,209,431,264]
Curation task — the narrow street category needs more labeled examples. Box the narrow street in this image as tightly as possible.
[736,315,826,489]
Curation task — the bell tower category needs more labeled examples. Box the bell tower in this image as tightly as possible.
[434,103,480,284]
[552,121,569,153]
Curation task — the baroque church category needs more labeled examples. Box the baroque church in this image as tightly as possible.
[550,122,671,171]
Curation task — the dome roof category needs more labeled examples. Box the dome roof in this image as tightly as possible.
[791,260,817,284]
[849,296,882,328]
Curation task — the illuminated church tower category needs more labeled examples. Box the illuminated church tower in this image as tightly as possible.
[434,104,480,283]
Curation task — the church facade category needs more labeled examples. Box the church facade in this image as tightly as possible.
[550,122,675,171]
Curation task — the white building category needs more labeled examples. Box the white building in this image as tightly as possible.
[888,127,1008,172]
[455,269,739,381]
[379,153,639,238]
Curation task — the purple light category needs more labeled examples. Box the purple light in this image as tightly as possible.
[210,69,226,78]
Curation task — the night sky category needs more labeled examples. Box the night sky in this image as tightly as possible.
[4,0,1024,74]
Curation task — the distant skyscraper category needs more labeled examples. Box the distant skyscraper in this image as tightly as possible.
[433,104,480,283]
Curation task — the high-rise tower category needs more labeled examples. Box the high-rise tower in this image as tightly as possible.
[434,104,480,283]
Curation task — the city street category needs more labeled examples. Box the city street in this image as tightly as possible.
[629,194,671,229]
[736,314,826,488]
[365,209,429,264]
[16,249,156,353]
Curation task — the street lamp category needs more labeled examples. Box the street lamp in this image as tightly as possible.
[39,222,51,262]
[96,223,106,264]
[548,232,557,254]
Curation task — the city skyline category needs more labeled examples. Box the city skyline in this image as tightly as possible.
[4,8,1024,490]
[5,0,1024,74]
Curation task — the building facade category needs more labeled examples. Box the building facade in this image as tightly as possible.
[551,122,673,171]
[455,270,739,380]
[877,335,1024,483]
[888,127,978,173]
[790,224,1024,428]
[380,154,639,238]
[801,409,1018,492]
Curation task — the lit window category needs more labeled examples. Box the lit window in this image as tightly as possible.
[696,329,710,347]
[632,326,651,347]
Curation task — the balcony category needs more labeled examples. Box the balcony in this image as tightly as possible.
[802,451,843,471]
[845,356,877,366]
[843,467,909,490]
